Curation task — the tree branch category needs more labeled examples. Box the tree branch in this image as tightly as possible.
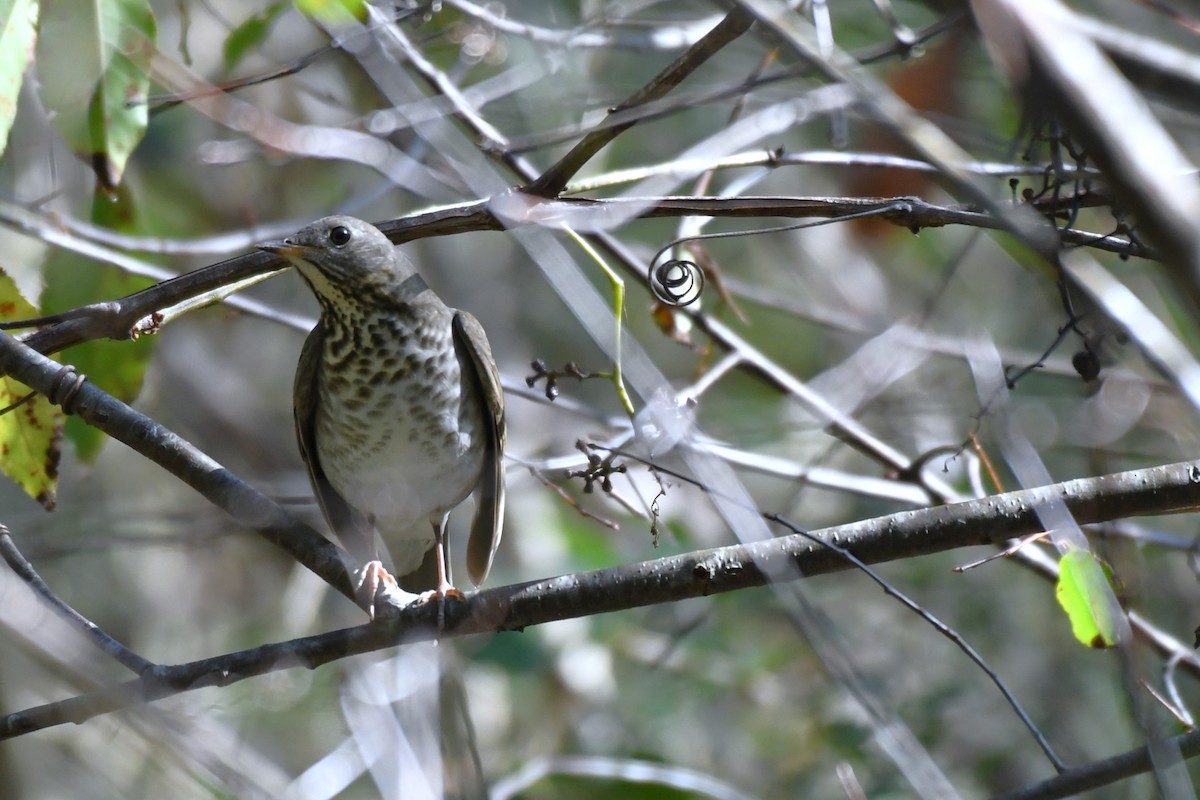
[526,9,757,196]
[4,452,1200,738]
[13,193,1146,358]
[0,331,355,600]
[993,727,1200,800]
[0,526,154,675]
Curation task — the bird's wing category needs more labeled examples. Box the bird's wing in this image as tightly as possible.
[294,322,374,563]
[453,310,506,586]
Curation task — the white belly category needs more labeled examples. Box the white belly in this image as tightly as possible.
[314,333,485,572]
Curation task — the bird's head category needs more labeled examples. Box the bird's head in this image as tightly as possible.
[257,216,423,304]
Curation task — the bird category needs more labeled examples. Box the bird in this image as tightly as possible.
[257,216,505,619]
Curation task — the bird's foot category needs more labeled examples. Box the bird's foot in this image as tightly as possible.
[355,561,420,620]
[354,562,466,627]
[415,582,467,630]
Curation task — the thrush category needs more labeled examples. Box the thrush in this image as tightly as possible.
[257,216,505,618]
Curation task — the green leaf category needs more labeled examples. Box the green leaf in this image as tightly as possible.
[0,267,62,509]
[294,0,366,26]
[0,0,38,161]
[224,2,287,72]
[1055,549,1124,649]
[36,0,157,188]
[41,182,155,462]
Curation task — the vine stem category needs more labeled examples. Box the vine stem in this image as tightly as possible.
[563,226,636,418]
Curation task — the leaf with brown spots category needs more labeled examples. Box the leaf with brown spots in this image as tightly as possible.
[0,268,63,510]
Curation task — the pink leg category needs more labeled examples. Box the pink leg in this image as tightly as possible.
[430,514,465,628]
[433,516,454,596]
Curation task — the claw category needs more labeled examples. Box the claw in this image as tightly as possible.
[355,548,466,627]
[355,560,419,620]
[411,584,466,629]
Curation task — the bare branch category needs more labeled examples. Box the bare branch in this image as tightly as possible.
[0,526,154,675]
[4,453,1200,738]
[993,728,1200,800]
[527,9,757,197]
[0,331,355,601]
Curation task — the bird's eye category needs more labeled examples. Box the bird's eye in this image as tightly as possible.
[329,225,352,246]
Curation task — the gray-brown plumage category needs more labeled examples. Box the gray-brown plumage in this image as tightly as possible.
[258,216,504,616]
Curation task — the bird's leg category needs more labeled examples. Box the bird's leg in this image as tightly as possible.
[430,514,467,628]
[434,517,453,596]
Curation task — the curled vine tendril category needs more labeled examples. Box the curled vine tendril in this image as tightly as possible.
[646,200,912,309]
[650,258,705,307]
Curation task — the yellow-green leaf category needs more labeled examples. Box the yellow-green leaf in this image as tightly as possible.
[0,0,39,161]
[0,267,62,509]
[294,0,366,26]
[36,0,156,188]
[1055,549,1124,649]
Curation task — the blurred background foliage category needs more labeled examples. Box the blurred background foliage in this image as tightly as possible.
[1,0,1200,798]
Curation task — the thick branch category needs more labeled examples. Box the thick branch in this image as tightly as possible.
[4,456,1200,737]
[0,331,354,599]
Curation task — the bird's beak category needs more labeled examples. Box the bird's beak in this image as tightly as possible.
[256,239,305,258]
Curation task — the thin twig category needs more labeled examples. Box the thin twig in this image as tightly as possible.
[992,728,1200,800]
[527,466,621,530]
[12,192,1148,357]
[0,526,155,675]
[526,9,756,197]
[589,443,1064,768]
